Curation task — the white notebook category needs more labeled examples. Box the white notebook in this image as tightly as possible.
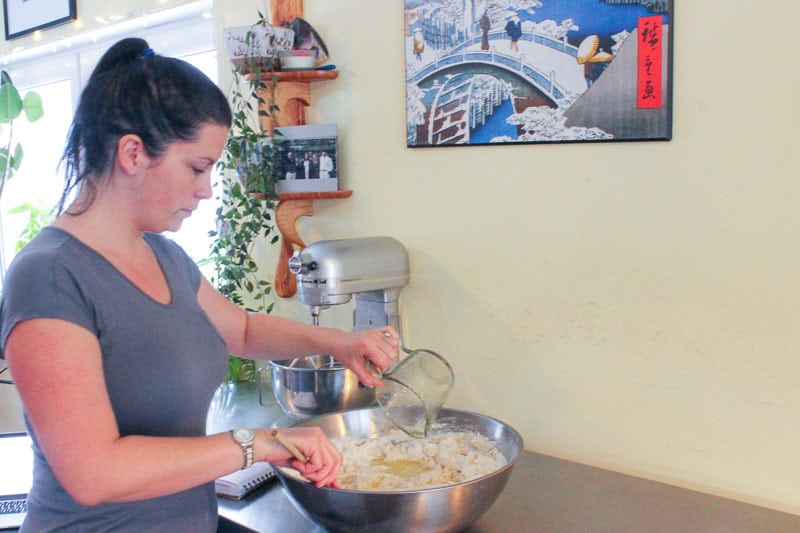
[215,462,275,500]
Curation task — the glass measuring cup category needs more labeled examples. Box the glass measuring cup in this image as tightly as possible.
[375,343,454,438]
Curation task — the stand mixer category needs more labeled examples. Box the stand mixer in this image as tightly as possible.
[288,236,409,333]
[276,236,453,434]
[268,237,410,420]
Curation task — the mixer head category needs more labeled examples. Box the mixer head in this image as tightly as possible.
[289,236,410,311]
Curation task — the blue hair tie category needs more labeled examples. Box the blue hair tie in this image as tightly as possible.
[141,48,155,58]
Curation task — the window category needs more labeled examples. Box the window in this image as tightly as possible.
[0,2,220,287]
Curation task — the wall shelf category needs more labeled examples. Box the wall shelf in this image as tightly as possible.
[266,70,339,83]
[274,191,353,298]
[253,69,338,135]
[277,190,352,202]
[259,0,346,298]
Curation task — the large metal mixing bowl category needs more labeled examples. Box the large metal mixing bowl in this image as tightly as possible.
[269,356,376,420]
[273,407,524,533]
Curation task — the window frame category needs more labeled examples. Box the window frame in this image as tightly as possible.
[0,4,220,284]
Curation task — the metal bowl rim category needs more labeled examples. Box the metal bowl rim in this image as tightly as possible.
[269,358,347,372]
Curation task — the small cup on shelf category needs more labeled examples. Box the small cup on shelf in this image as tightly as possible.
[278,49,318,71]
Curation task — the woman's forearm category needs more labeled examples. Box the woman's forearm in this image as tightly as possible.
[236,312,346,359]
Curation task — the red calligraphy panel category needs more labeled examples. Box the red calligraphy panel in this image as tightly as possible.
[637,16,663,109]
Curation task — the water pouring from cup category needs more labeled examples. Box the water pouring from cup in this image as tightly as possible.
[373,334,454,438]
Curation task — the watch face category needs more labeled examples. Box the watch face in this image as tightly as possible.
[234,429,254,443]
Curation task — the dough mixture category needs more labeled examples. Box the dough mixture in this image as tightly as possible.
[334,430,507,491]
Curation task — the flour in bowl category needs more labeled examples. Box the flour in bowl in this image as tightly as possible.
[334,430,507,491]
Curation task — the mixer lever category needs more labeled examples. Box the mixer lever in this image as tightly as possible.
[288,252,316,275]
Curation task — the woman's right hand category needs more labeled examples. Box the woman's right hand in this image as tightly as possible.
[329,326,400,389]
[257,427,342,488]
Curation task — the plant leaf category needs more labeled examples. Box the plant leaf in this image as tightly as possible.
[9,143,23,173]
[0,81,23,123]
[0,148,9,176]
[22,92,44,122]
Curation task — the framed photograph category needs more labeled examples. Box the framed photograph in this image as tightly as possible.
[273,124,339,194]
[4,0,77,40]
[405,0,673,147]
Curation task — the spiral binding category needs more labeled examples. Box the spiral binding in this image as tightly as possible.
[243,470,275,491]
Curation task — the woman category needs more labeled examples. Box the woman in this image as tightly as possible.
[0,38,398,531]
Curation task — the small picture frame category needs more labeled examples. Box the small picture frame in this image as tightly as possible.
[273,124,339,194]
[3,0,76,40]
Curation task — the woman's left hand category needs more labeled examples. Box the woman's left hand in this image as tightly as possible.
[261,427,343,488]
[332,326,399,388]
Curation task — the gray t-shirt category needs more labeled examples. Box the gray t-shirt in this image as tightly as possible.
[0,227,229,532]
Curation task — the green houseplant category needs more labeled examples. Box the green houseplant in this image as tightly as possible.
[0,70,44,198]
[0,71,44,385]
[0,70,44,281]
[209,13,287,382]
[207,175,278,382]
[220,10,290,197]
[8,201,52,253]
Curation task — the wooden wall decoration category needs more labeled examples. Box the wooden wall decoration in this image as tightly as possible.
[266,0,350,299]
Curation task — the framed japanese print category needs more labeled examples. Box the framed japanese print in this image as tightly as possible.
[4,0,77,40]
[404,0,673,147]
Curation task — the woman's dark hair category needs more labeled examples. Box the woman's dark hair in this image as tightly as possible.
[58,37,232,214]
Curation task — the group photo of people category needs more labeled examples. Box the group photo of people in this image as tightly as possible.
[279,149,336,181]
[273,124,338,193]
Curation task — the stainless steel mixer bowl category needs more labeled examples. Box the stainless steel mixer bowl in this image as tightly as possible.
[273,407,524,533]
[269,356,376,419]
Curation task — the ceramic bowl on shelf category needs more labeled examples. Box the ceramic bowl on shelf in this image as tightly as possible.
[289,17,330,67]
[278,49,318,71]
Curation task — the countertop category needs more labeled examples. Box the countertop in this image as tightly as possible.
[208,380,800,532]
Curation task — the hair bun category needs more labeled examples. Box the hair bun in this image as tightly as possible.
[91,37,151,77]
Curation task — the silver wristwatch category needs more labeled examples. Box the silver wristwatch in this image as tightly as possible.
[231,428,255,470]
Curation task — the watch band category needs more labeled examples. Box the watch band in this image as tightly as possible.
[231,429,254,470]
